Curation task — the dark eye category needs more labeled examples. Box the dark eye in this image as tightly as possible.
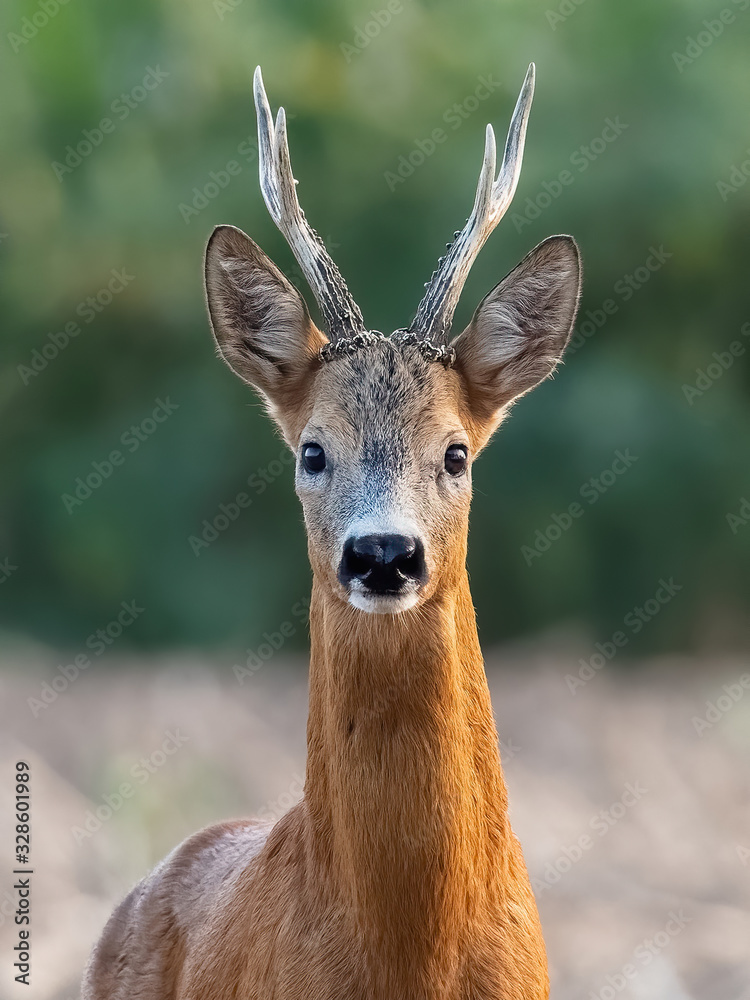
[302,442,326,474]
[444,444,468,476]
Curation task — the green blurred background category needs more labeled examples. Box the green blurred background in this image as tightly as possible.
[1,0,748,658]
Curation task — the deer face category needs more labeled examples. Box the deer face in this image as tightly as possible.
[294,343,472,613]
[203,69,581,615]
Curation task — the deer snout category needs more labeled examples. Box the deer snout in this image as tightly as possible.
[339,534,427,596]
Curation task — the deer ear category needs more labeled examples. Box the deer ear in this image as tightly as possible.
[452,235,581,438]
[204,225,326,427]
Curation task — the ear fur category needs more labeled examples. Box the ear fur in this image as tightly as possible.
[452,235,581,440]
[204,225,326,434]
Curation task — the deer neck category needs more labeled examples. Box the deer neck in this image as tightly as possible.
[303,558,512,992]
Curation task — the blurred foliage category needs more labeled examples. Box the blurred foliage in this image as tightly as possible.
[0,0,748,658]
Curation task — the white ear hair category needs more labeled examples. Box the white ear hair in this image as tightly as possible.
[452,235,581,426]
[204,224,326,439]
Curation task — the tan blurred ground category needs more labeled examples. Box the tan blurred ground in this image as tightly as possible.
[0,647,748,1000]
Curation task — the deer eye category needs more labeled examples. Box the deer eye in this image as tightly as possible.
[302,442,326,474]
[444,444,468,476]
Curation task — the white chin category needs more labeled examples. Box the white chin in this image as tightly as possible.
[348,591,419,615]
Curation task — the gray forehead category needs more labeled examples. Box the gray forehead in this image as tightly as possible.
[315,342,440,472]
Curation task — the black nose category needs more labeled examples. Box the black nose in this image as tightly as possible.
[339,534,427,594]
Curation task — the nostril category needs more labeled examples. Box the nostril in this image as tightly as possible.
[340,534,426,593]
[396,544,423,580]
[348,541,377,578]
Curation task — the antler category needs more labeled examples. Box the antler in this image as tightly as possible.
[409,64,536,345]
[253,66,366,344]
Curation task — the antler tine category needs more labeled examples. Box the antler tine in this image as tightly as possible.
[254,68,279,221]
[410,64,536,345]
[252,66,366,343]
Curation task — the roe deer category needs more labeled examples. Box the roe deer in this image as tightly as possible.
[83,63,581,1000]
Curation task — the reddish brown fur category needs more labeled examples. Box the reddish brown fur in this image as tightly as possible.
[84,581,548,1000]
[83,224,581,1000]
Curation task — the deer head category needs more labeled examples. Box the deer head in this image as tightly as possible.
[205,66,581,615]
